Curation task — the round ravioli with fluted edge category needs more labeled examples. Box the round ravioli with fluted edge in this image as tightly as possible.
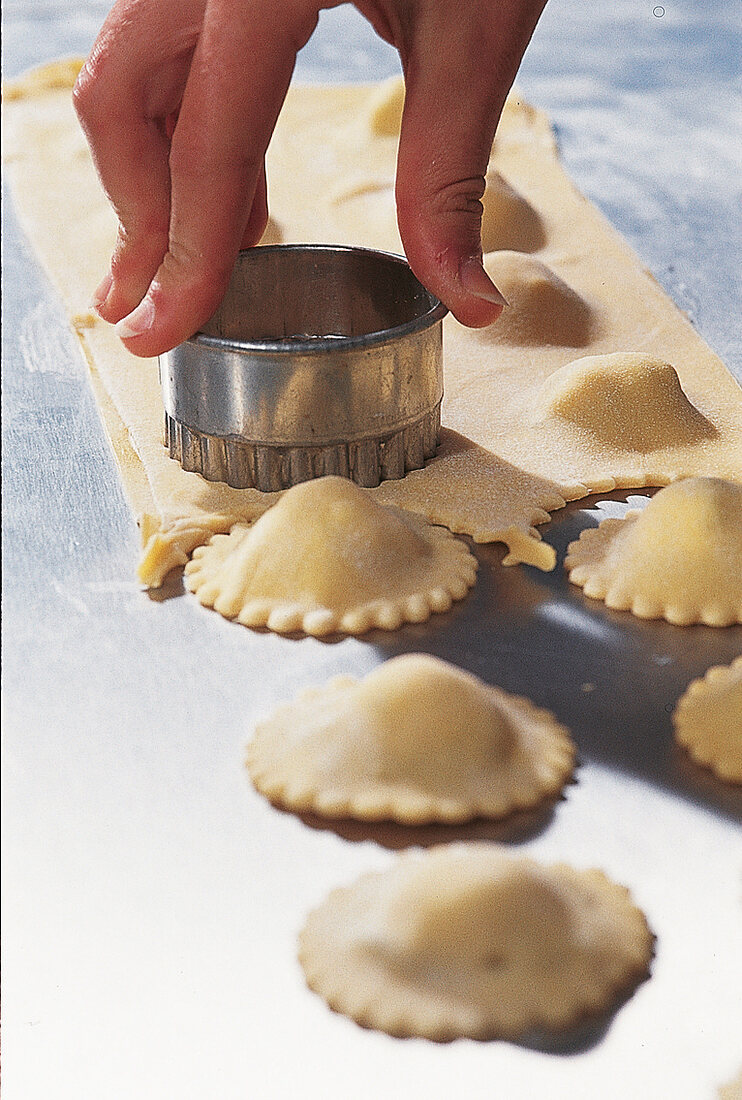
[565,478,742,626]
[247,654,576,823]
[299,844,654,1041]
[184,476,477,636]
[674,657,742,783]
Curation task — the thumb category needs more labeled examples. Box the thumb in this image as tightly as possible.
[395,0,546,327]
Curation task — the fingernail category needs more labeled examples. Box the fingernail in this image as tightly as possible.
[460,257,509,307]
[116,296,155,339]
[90,272,113,313]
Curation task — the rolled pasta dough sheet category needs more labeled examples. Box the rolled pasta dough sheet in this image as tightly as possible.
[4,63,741,586]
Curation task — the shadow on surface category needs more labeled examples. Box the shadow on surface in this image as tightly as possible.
[369,490,742,824]
[163,488,741,822]
[146,566,186,602]
[291,796,565,851]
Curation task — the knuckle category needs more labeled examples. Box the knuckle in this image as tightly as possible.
[73,37,119,121]
[73,9,138,121]
[161,236,232,293]
[169,136,261,184]
[111,221,169,273]
[72,60,99,117]
[430,176,486,220]
[397,175,486,228]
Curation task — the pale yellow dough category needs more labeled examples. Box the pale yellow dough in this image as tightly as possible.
[673,657,742,784]
[247,653,575,823]
[4,66,742,586]
[565,478,742,626]
[184,477,477,636]
[298,843,653,1041]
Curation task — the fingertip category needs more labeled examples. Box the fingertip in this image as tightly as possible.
[114,265,230,357]
[115,295,156,341]
[459,256,508,308]
[94,220,171,324]
[396,176,505,328]
[402,236,506,329]
[450,297,505,329]
[95,280,138,324]
[453,256,507,327]
[92,268,137,325]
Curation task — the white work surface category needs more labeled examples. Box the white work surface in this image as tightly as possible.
[3,2,742,1098]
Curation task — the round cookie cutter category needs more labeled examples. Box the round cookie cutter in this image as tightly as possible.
[159,244,447,491]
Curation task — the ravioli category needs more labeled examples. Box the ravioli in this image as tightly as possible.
[674,657,742,783]
[247,654,576,823]
[565,478,742,626]
[480,252,595,347]
[488,352,741,499]
[299,844,654,1041]
[366,74,405,136]
[184,476,477,635]
[535,353,716,452]
[480,171,546,253]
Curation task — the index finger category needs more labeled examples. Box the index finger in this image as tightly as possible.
[73,0,196,321]
[116,0,320,356]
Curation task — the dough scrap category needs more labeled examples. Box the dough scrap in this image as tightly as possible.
[247,653,576,823]
[565,478,742,626]
[184,476,477,636]
[372,429,564,568]
[4,63,742,586]
[673,657,742,784]
[298,843,653,1041]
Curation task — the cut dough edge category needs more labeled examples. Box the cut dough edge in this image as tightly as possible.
[4,61,741,588]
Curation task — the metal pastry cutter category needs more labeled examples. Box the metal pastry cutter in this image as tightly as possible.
[159,244,447,491]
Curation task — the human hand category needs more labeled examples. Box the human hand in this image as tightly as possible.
[74,0,547,357]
